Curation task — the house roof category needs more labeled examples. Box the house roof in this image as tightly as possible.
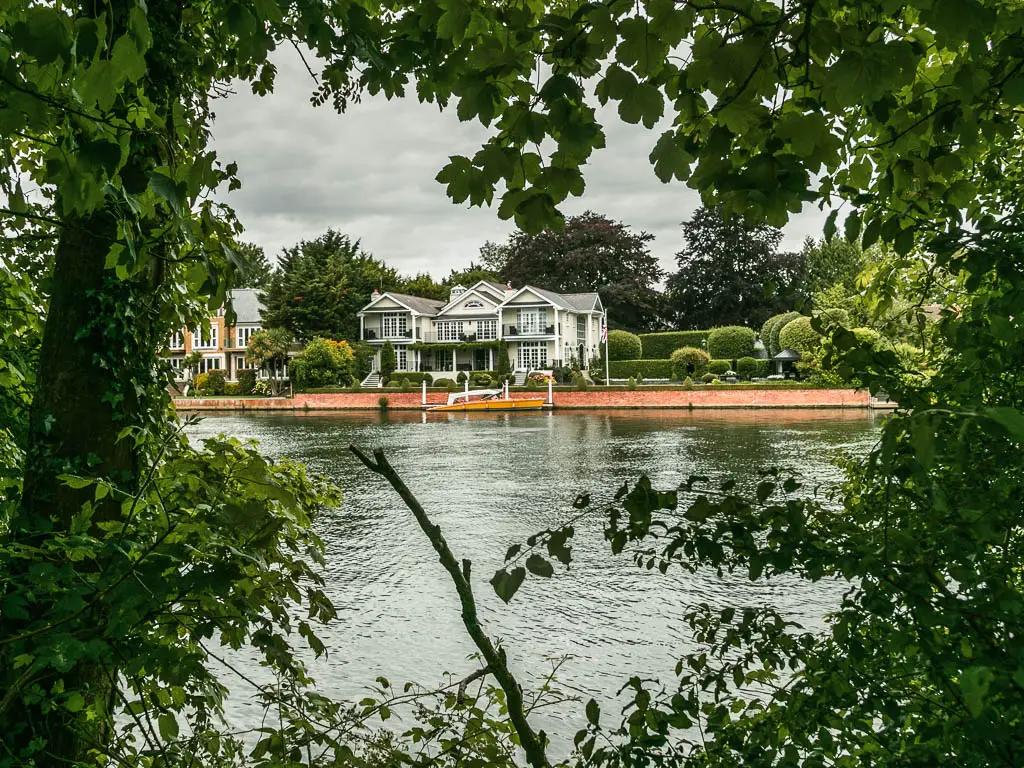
[361,291,446,315]
[774,348,803,361]
[559,292,602,312]
[436,286,500,316]
[227,288,264,324]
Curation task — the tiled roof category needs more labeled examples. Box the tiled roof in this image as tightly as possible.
[228,288,264,324]
[559,292,602,311]
[386,292,447,315]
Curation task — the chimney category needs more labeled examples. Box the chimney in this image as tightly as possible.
[371,288,380,299]
[449,285,467,303]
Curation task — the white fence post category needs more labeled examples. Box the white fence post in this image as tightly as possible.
[422,379,427,406]
[548,378,553,405]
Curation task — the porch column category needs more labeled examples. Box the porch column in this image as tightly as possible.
[488,348,493,369]
[359,315,364,342]
[553,308,559,367]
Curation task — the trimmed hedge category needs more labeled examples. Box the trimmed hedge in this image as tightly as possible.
[766,311,802,355]
[707,326,756,360]
[736,357,770,379]
[638,330,710,359]
[669,346,710,379]
[389,372,434,385]
[607,329,643,360]
[707,359,731,375]
[779,316,821,353]
[608,359,673,379]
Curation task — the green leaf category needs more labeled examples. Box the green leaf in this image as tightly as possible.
[649,131,691,183]
[619,83,663,128]
[586,698,600,726]
[525,553,554,577]
[504,543,522,562]
[146,170,184,214]
[490,567,526,603]
[65,692,85,713]
[983,407,1024,442]
[158,712,179,740]
[959,666,994,717]
[756,481,775,504]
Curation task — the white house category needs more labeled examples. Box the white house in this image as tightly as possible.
[357,280,606,379]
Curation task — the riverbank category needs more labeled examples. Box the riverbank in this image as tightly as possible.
[174,387,876,411]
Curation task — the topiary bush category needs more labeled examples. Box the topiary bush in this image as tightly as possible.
[456,371,467,384]
[701,372,719,383]
[627,376,637,390]
[707,326,756,360]
[638,330,710,359]
[607,329,643,360]
[399,378,412,392]
[779,316,822,353]
[670,346,710,380]
[707,359,731,375]
[682,376,694,390]
[472,373,493,387]
[433,377,455,389]
[573,373,588,391]
[224,382,240,396]
[736,356,759,379]
[768,311,803,355]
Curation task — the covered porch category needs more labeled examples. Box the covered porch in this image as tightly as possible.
[415,346,495,375]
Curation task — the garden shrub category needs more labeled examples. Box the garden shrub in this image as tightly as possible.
[224,382,240,396]
[893,342,926,369]
[237,369,256,395]
[627,376,637,390]
[391,372,433,385]
[399,378,412,392]
[768,311,803,355]
[707,326,756,360]
[525,379,540,391]
[607,329,642,360]
[378,395,389,410]
[736,357,759,379]
[253,379,272,395]
[292,337,356,388]
[472,373,493,387]
[433,377,455,389]
[573,373,589,391]
[456,371,468,384]
[347,380,362,393]
[193,372,209,391]
[638,330,710,359]
[779,316,822,353]
[851,327,882,346]
[819,307,851,327]
[380,340,397,382]
[682,376,694,390]
[608,359,673,379]
[552,366,573,384]
[701,372,719,383]
[205,370,227,394]
[707,359,731,375]
[669,346,710,380]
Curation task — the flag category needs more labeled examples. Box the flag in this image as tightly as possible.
[601,319,607,343]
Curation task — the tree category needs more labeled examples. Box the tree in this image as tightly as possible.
[291,338,357,388]
[478,240,511,275]
[379,340,397,383]
[666,207,805,330]
[801,236,879,296]
[233,241,274,289]
[246,328,292,395]
[263,230,400,342]
[400,272,449,302]
[6,0,1024,764]
[498,212,665,332]
[444,261,502,289]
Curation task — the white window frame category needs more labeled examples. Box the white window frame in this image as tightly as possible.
[477,319,497,340]
[395,345,408,371]
[437,320,464,342]
[517,341,548,370]
[382,313,408,338]
[192,326,218,350]
[516,309,546,335]
[169,331,185,350]
[236,325,260,349]
[464,300,484,308]
[577,316,586,343]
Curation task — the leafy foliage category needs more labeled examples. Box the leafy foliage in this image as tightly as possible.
[638,331,710,359]
[606,330,642,361]
[706,326,756,360]
[778,316,821,354]
[765,311,803,356]
[669,347,710,380]
[292,337,357,388]
[608,359,673,380]
[380,340,397,382]
[496,212,665,333]
[666,207,804,330]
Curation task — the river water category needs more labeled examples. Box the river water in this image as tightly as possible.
[184,409,880,748]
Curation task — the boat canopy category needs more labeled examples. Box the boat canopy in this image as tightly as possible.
[446,389,502,405]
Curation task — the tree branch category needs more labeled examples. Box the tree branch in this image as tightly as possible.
[350,445,549,768]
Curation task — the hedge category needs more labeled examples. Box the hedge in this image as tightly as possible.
[707,326,756,360]
[607,329,643,360]
[669,346,710,379]
[779,316,821,353]
[608,359,674,378]
[638,330,710,359]
[767,311,803,355]
[736,357,770,379]
[707,359,731,375]
[387,372,434,385]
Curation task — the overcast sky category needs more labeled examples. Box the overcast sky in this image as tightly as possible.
[211,51,830,279]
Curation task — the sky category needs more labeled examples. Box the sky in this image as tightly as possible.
[211,51,830,279]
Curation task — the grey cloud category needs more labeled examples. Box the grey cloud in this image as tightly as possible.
[212,51,828,278]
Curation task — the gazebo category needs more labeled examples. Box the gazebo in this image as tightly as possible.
[773,348,802,376]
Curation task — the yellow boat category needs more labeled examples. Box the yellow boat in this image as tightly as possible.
[428,389,546,412]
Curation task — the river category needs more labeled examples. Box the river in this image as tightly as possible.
[184,408,880,749]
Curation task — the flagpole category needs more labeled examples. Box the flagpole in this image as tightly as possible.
[604,312,609,384]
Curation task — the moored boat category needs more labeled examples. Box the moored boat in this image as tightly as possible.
[427,389,545,412]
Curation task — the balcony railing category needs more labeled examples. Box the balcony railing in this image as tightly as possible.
[502,324,555,337]
[363,328,414,341]
[420,331,497,344]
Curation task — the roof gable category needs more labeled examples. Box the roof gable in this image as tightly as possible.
[500,285,568,309]
[437,287,500,316]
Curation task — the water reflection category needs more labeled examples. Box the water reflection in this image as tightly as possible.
[185,409,879,746]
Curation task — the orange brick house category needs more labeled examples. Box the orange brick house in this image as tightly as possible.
[166,289,274,381]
